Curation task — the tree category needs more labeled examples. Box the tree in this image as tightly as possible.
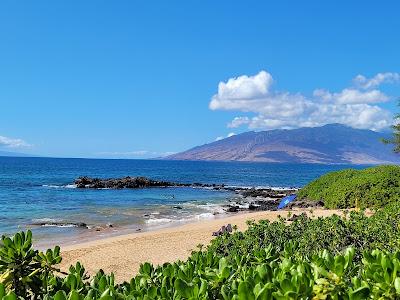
[382,101,400,152]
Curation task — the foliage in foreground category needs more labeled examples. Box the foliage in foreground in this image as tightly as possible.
[1,203,400,299]
[297,165,400,209]
[208,202,400,262]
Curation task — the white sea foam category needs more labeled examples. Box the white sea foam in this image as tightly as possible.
[225,185,299,190]
[42,184,77,189]
[194,213,215,220]
[145,218,173,225]
[145,210,222,227]
[32,218,59,223]
[41,224,78,228]
[65,184,77,189]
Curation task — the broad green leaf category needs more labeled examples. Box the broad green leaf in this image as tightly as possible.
[395,277,400,294]
[54,291,68,300]
[174,278,192,298]
[2,291,17,300]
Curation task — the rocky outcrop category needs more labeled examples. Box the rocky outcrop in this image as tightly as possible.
[73,176,324,212]
[31,221,88,228]
[223,188,323,212]
[74,176,229,189]
[212,224,233,236]
[75,176,185,189]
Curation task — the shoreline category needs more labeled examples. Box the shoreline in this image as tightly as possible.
[32,184,303,249]
[58,208,343,282]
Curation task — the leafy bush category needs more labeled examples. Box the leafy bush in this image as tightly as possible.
[1,236,400,299]
[297,165,400,208]
[208,201,400,263]
[1,203,400,299]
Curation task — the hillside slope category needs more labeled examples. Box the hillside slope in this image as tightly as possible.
[165,124,400,164]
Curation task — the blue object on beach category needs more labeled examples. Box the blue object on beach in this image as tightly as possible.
[277,194,297,209]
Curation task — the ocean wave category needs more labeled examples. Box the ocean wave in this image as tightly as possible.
[41,223,79,228]
[225,185,299,190]
[182,202,226,214]
[31,218,88,228]
[145,218,173,225]
[42,184,77,189]
[31,218,60,223]
[193,213,215,220]
[145,211,220,226]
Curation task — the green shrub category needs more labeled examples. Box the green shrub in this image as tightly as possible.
[1,202,400,299]
[297,165,400,208]
[208,201,400,262]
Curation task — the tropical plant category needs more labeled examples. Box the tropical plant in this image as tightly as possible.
[297,165,400,208]
[382,100,400,153]
[0,231,63,298]
[1,202,400,299]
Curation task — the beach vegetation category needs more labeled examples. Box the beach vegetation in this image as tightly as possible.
[382,101,400,153]
[1,202,400,299]
[297,165,400,208]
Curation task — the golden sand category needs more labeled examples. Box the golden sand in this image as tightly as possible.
[59,208,343,282]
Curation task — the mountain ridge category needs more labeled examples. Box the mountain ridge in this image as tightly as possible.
[165,124,400,164]
[0,150,34,157]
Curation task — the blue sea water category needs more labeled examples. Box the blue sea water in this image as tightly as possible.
[0,157,367,247]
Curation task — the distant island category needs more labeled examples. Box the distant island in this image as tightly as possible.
[165,124,400,164]
[0,150,32,157]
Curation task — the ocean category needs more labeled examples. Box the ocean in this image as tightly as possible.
[0,157,367,247]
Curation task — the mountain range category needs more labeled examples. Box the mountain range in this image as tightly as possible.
[0,150,33,157]
[165,124,400,164]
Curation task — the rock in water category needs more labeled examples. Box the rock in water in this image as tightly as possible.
[74,176,181,189]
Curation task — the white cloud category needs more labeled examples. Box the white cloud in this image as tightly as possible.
[314,88,388,104]
[210,70,398,131]
[215,132,236,141]
[209,71,273,110]
[227,117,250,128]
[95,150,176,158]
[353,72,400,89]
[0,135,31,148]
[97,150,151,156]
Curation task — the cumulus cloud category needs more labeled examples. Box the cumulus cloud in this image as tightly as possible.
[0,135,31,148]
[227,117,250,128]
[210,70,398,131]
[215,132,236,141]
[209,71,273,110]
[353,72,400,89]
[314,88,388,104]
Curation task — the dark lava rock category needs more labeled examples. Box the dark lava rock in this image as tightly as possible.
[73,176,230,190]
[74,176,179,189]
[226,206,239,213]
[32,222,88,228]
[248,203,259,210]
[240,188,296,199]
[212,224,233,236]
[287,212,308,221]
[286,199,324,209]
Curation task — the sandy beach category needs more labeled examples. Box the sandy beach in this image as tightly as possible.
[59,208,343,282]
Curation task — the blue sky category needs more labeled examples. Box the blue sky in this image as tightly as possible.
[1,0,400,158]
